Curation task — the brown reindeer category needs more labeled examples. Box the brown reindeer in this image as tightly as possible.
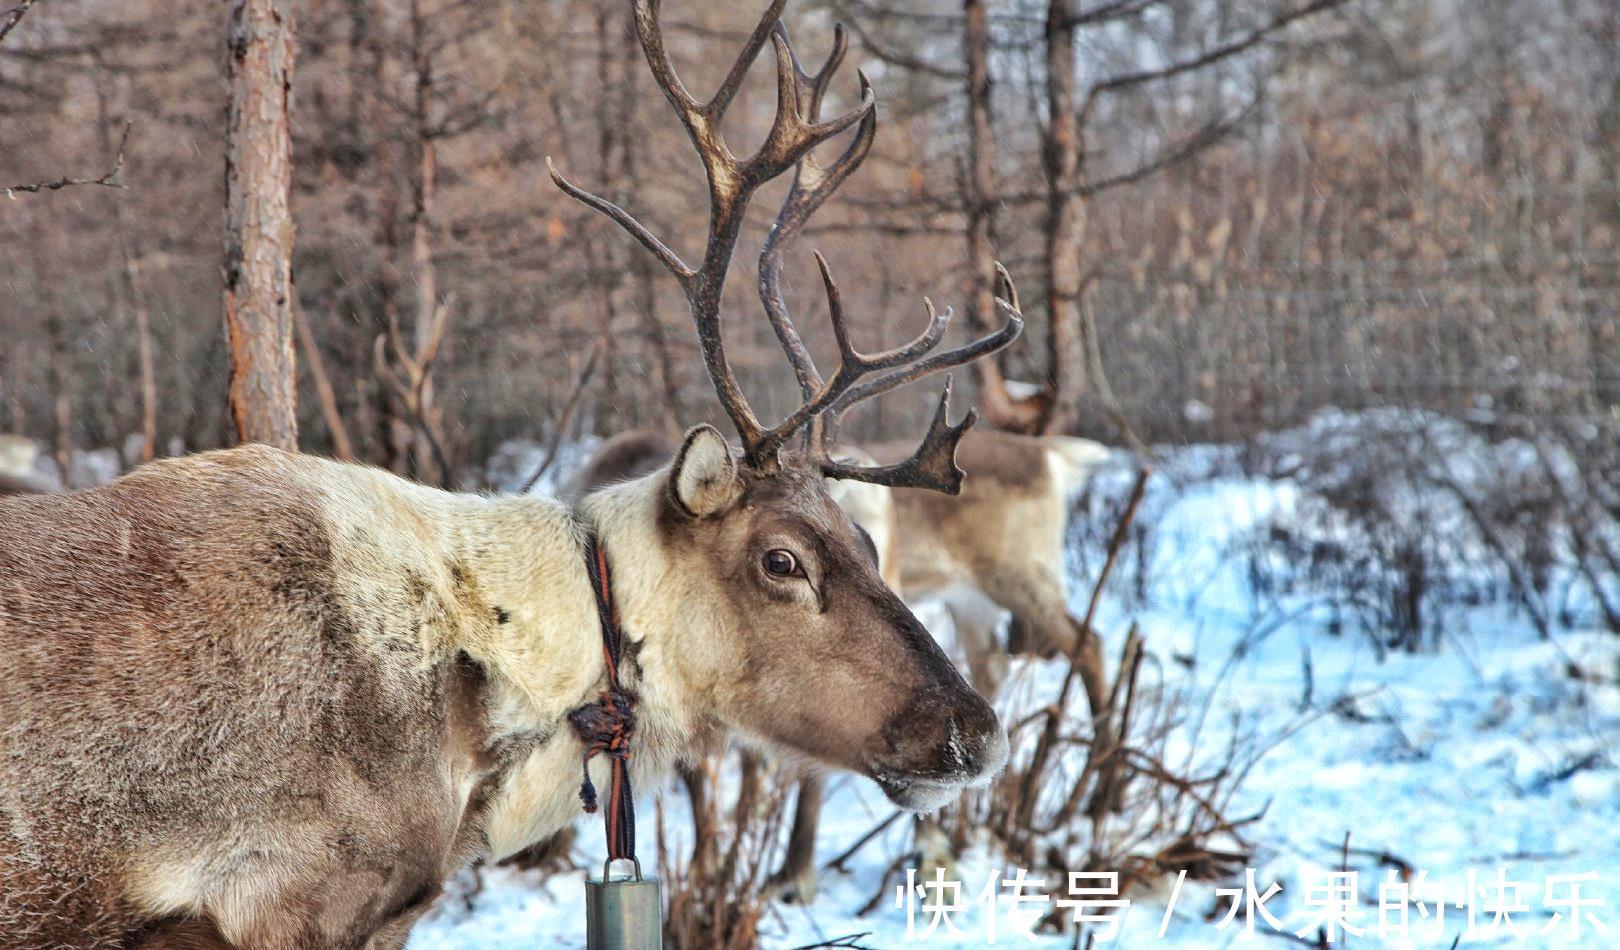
[0,4,1019,946]
[569,426,1112,901]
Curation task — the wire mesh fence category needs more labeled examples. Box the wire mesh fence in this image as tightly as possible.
[1092,254,1620,444]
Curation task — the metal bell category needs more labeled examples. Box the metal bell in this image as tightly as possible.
[585,857,663,950]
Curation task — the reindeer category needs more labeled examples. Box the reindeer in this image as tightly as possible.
[568,425,1112,900]
[0,434,49,496]
[0,3,1019,946]
[0,472,46,496]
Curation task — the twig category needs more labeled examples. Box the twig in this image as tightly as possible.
[1332,843,1415,881]
[1081,0,1348,115]
[788,935,879,950]
[6,121,130,197]
[1010,466,1151,840]
[374,294,457,483]
[519,341,601,494]
[0,0,37,46]
[822,810,903,874]
[856,851,914,917]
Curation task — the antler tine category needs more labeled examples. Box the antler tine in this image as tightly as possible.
[749,251,954,463]
[812,264,1024,454]
[701,0,789,118]
[632,0,701,115]
[758,61,877,405]
[820,377,979,494]
[994,260,1020,313]
[816,253,951,376]
[774,21,849,126]
[546,158,694,284]
[829,275,1023,416]
[751,30,875,183]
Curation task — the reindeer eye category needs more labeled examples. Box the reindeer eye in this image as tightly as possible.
[763,549,801,578]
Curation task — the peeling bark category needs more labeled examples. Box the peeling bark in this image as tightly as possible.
[224,0,298,451]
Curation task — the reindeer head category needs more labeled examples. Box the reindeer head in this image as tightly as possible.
[553,0,1023,808]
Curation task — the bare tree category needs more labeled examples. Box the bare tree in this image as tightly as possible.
[223,0,298,450]
[1041,0,1088,435]
[964,0,1046,434]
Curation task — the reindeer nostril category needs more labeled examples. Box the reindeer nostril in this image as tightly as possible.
[952,698,1008,779]
[974,723,1010,778]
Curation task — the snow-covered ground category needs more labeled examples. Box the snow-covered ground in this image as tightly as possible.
[411,427,1620,948]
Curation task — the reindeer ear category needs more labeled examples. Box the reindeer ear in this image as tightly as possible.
[669,425,742,518]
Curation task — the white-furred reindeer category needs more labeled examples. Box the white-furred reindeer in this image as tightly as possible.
[0,3,1019,946]
[0,434,49,496]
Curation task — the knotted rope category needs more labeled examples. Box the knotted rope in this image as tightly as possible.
[567,530,637,862]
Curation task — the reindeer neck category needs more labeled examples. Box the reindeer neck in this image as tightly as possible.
[472,473,716,858]
[415,491,606,730]
[577,473,719,766]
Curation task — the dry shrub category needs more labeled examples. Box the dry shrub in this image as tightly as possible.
[659,751,794,950]
[927,470,1263,934]
[941,623,1259,920]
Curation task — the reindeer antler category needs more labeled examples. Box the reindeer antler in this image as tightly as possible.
[549,0,1022,493]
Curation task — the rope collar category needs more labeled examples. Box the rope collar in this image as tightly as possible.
[568,527,638,863]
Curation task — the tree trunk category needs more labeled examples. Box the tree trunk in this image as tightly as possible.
[408,0,444,484]
[95,67,157,463]
[1041,0,1087,435]
[619,9,681,434]
[224,0,298,451]
[965,0,1044,434]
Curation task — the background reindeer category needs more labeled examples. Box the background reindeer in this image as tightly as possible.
[0,434,48,495]
[0,3,1017,945]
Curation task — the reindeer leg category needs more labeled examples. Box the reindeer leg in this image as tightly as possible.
[938,586,1009,698]
[990,570,1117,782]
[765,773,825,904]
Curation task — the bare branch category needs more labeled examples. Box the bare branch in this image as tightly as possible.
[520,343,602,494]
[1081,0,1347,118]
[0,0,37,46]
[1077,92,1262,197]
[5,122,130,197]
[292,303,355,461]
